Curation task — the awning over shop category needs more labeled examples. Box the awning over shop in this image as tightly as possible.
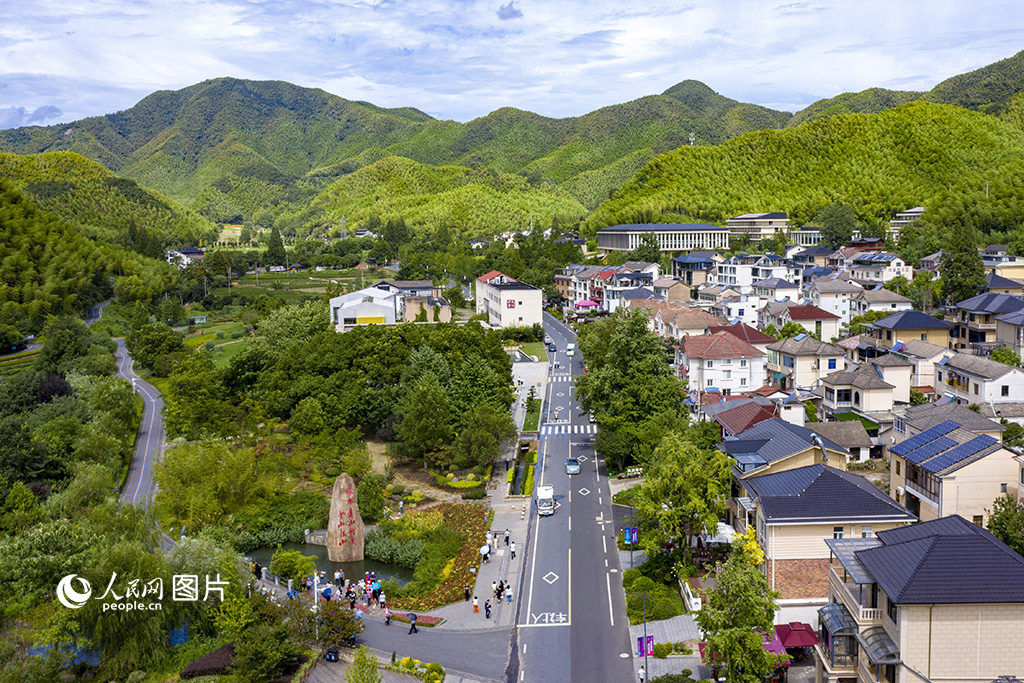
[699,635,791,667]
[576,300,599,307]
[772,372,787,379]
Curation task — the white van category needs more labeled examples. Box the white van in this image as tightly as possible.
[565,343,576,357]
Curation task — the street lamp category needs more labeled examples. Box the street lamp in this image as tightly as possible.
[625,589,652,674]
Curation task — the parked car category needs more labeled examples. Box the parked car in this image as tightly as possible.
[548,343,557,352]
[565,457,581,475]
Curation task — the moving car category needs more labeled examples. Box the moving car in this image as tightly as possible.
[537,485,555,515]
[566,343,576,357]
[565,457,580,475]
[548,342,557,352]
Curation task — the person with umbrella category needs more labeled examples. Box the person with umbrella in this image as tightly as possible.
[407,612,418,634]
[480,543,490,565]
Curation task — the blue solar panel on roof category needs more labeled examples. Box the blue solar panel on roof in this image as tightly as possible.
[921,435,997,473]
[890,420,961,456]
[902,436,956,464]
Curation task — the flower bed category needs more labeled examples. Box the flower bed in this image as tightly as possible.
[388,503,489,611]
[389,613,445,627]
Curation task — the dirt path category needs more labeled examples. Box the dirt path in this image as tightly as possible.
[364,439,464,507]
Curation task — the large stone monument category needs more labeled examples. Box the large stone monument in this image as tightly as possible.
[327,474,365,562]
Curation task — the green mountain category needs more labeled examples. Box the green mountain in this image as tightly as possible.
[287,154,589,239]
[788,50,1024,127]
[0,151,218,249]
[0,77,791,223]
[585,101,1024,233]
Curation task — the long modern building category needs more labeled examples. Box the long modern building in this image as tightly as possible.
[596,223,729,253]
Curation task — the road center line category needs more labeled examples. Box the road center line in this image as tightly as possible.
[602,535,607,553]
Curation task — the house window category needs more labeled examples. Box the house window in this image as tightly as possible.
[973,383,979,395]
[707,360,713,368]
[783,356,794,368]
[938,371,943,382]
[723,370,732,379]
[825,388,835,401]
[921,333,928,341]
[740,359,747,367]
[707,379,713,387]
[895,416,906,434]
[828,358,837,369]
[896,460,901,476]
[1001,483,1008,493]
[853,391,860,406]
[837,389,851,403]
[886,331,893,341]
[1002,385,1010,397]
[973,515,984,526]
[833,526,844,539]
[887,595,898,623]
[861,525,873,538]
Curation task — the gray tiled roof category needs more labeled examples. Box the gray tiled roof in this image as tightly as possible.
[895,339,949,359]
[822,363,894,390]
[939,352,1015,380]
[955,292,1024,315]
[902,402,1005,433]
[719,418,847,466]
[767,336,844,356]
[856,515,1024,604]
[811,278,863,293]
[745,464,914,523]
[872,310,952,330]
[853,288,912,304]
[810,421,873,448]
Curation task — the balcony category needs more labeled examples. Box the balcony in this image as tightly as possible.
[829,567,883,623]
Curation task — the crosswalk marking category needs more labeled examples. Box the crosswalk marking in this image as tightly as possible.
[548,375,574,383]
[540,424,598,435]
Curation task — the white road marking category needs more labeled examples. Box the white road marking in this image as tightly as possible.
[606,572,615,627]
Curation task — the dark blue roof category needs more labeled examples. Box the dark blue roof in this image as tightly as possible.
[802,266,833,278]
[872,310,952,330]
[955,292,1024,315]
[673,254,716,264]
[798,247,834,256]
[890,420,960,457]
[598,223,726,233]
[856,516,1024,604]
[719,418,846,466]
[985,271,1023,289]
[744,464,914,523]
[621,287,658,300]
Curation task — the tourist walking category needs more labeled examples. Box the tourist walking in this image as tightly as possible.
[464,585,470,601]
[504,529,510,546]
[638,665,646,682]
[473,596,479,613]
[492,581,497,599]
[484,600,492,619]
[510,541,516,559]
[384,606,391,625]
[408,613,418,634]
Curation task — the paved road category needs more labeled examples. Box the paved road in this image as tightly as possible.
[85,301,166,513]
[513,313,633,683]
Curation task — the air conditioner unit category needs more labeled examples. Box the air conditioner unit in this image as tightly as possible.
[896,486,904,497]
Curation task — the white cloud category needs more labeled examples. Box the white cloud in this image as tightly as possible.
[1,0,1024,128]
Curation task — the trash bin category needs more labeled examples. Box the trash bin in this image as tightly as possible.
[325,649,339,662]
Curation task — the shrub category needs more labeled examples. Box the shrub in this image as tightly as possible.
[269,545,317,583]
[461,489,486,499]
[652,642,672,659]
[622,568,642,588]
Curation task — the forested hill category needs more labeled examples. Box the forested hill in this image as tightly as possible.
[0,77,790,218]
[788,50,1024,127]
[0,152,218,250]
[585,99,1024,234]
[0,180,179,339]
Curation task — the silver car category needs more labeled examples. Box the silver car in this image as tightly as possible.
[565,457,581,475]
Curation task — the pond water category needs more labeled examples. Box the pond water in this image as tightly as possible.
[245,541,415,586]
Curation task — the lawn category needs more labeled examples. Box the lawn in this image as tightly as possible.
[209,286,323,303]
[519,342,548,362]
[523,397,541,432]
[209,339,248,368]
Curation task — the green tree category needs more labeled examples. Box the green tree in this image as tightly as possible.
[164,353,235,439]
[125,322,186,372]
[356,476,387,524]
[940,218,985,304]
[816,203,857,249]
[909,388,929,406]
[626,232,662,264]
[269,545,318,583]
[396,375,453,465]
[695,553,786,683]
[986,494,1024,556]
[776,320,810,339]
[632,433,731,563]
[233,623,299,683]
[991,346,1022,367]
[1002,419,1024,448]
[454,403,516,468]
[264,227,287,266]
[344,645,383,683]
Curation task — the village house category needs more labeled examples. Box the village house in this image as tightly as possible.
[818,515,1024,683]
[887,419,1020,524]
[808,277,864,326]
[863,310,952,350]
[935,351,1024,406]
[766,335,846,391]
[849,288,913,318]
[475,270,543,328]
[679,331,766,396]
[950,292,1024,352]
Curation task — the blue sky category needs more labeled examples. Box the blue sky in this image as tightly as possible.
[2,0,1023,129]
